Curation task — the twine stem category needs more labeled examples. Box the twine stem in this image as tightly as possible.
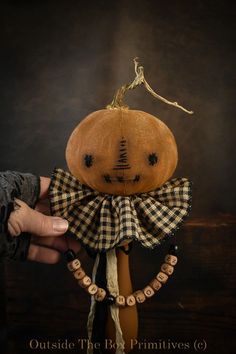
[106,57,193,115]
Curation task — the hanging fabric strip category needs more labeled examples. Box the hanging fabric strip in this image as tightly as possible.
[87,253,100,354]
[106,249,125,354]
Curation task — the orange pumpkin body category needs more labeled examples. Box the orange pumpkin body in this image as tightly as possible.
[66,108,178,195]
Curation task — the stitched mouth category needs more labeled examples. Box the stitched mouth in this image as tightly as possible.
[103,174,140,183]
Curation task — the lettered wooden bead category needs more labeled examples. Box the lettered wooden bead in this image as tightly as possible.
[78,275,92,288]
[126,295,136,307]
[86,284,98,295]
[67,258,81,272]
[133,290,146,303]
[73,268,86,280]
[165,254,178,266]
[149,278,162,292]
[161,263,174,275]
[156,271,168,284]
[143,286,155,298]
[94,288,106,301]
[115,295,126,307]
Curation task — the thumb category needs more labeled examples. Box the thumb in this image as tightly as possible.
[8,199,68,237]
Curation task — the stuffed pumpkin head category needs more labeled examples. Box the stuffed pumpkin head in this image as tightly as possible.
[66,108,178,195]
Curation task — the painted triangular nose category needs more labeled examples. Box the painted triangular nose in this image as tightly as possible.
[112,137,131,170]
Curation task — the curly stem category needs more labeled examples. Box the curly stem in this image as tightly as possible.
[106,57,193,115]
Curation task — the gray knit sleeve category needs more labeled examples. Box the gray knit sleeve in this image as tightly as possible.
[0,171,40,261]
[0,171,40,208]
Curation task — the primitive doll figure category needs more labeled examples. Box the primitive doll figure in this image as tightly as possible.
[50,58,193,354]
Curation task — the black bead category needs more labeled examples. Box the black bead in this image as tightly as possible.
[64,249,76,262]
[104,295,115,305]
[169,244,178,256]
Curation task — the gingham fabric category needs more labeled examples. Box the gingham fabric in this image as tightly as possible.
[49,168,192,252]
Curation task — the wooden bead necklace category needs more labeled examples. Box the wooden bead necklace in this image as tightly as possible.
[64,245,178,307]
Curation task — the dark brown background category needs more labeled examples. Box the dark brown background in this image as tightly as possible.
[0,1,235,354]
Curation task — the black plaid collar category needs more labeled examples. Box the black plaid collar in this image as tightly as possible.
[49,168,192,252]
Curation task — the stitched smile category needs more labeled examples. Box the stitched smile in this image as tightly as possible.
[103,174,140,183]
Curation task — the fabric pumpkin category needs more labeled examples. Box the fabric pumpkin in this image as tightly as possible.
[66,109,178,196]
[49,58,193,354]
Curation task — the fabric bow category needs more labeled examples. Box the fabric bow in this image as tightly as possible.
[49,168,191,252]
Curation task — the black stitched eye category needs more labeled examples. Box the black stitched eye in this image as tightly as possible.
[84,154,93,168]
[148,153,158,166]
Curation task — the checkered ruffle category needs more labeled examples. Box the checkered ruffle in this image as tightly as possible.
[49,168,192,252]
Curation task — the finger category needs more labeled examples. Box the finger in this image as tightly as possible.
[8,199,68,237]
[8,220,21,237]
[35,199,50,215]
[67,237,82,254]
[39,177,51,200]
[31,235,81,254]
[27,210,68,237]
[27,244,61,264]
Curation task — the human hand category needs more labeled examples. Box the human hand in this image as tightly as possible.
[7,177,80,263]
